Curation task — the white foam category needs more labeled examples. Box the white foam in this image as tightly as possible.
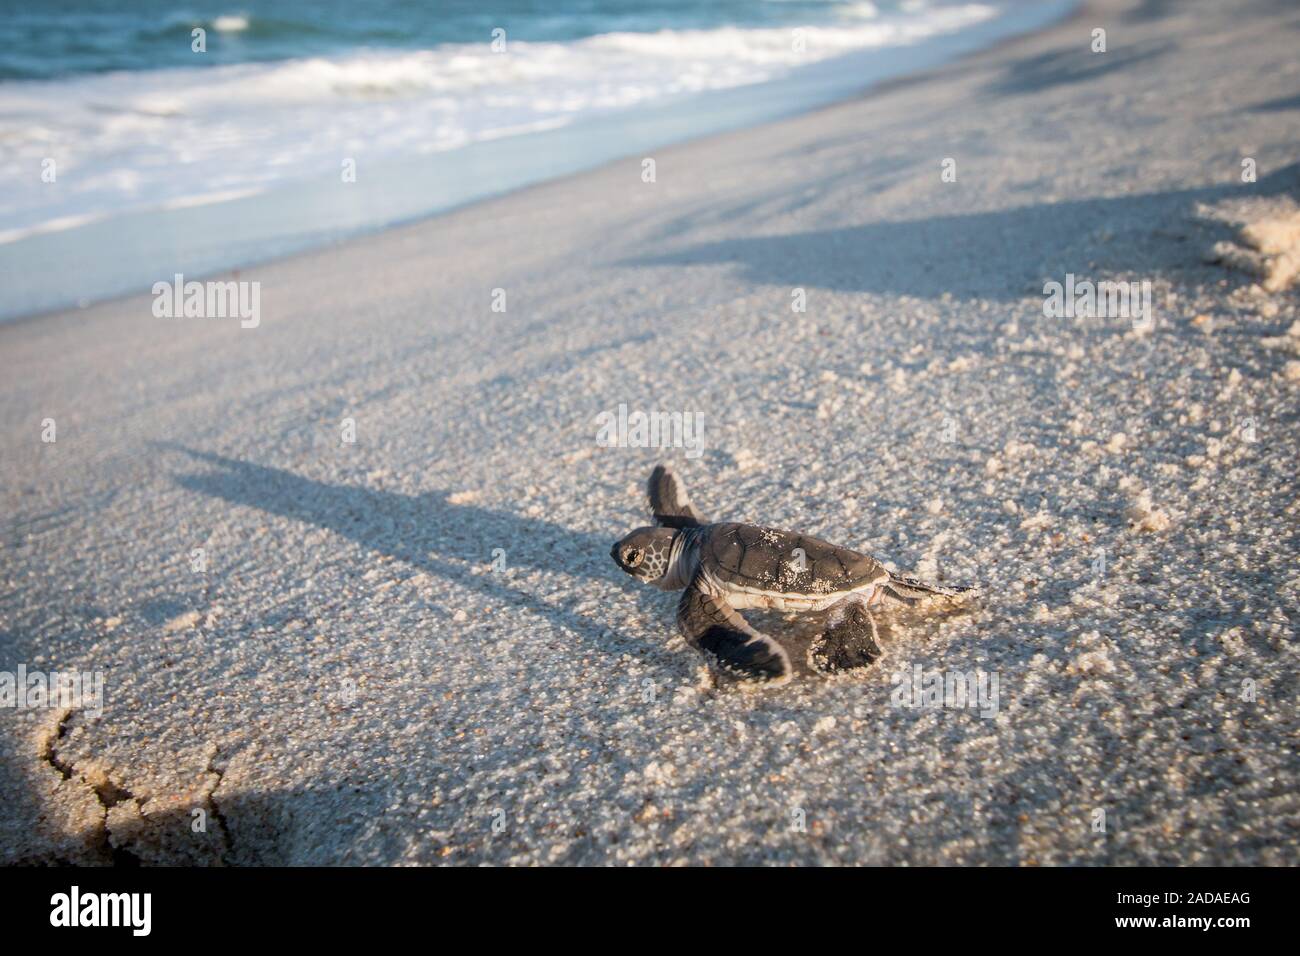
[159,187,265,211]
[211,15,250,33]
[0,4,999,243]
[0,211,107,246]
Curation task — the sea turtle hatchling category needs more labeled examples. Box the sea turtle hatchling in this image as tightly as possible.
[611,465,977,685]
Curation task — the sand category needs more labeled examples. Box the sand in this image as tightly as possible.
[1,0,1297,865]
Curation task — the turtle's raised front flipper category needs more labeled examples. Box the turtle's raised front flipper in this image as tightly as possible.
[647,464,707,529]
[677,582,790,684]
[885,571,979,602]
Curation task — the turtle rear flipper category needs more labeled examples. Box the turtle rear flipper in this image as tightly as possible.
[647,464,707,529]
[677,583,790,684]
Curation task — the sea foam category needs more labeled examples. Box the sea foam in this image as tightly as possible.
[0,4,998,242]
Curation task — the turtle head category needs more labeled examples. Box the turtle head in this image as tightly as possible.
[611,526,680,588]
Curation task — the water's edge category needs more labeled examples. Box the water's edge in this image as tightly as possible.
[0,1,1077,324]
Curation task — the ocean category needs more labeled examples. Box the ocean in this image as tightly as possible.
[0,0,1075,319]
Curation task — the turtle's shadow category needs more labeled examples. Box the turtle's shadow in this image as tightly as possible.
[158,445,655,653]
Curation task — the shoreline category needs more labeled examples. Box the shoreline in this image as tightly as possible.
[0,1,1079,325]
[2,0,1298,866]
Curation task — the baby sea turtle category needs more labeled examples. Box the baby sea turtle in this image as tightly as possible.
[611,465,977,685]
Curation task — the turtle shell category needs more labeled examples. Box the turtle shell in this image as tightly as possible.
[700,522,887,597]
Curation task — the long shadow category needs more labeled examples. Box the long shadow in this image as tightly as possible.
[627,164,1300,300]
[159,445,654,655]
[1250,92,1300,113]
[988,39,1177,96]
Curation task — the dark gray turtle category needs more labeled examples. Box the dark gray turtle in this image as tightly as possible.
[611,465,977,685]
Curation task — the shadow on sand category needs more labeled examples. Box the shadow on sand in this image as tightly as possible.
[158,445,661,654]
[627,164,1300,300]
[988,39,1177,96]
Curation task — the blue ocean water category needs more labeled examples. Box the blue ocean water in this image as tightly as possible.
[1,0,873,80]
[0,0,1076,319]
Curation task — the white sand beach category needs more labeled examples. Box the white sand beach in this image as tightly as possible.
[2,0,1298,865]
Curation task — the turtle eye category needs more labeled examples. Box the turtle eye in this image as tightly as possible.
[624,548,644,568]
